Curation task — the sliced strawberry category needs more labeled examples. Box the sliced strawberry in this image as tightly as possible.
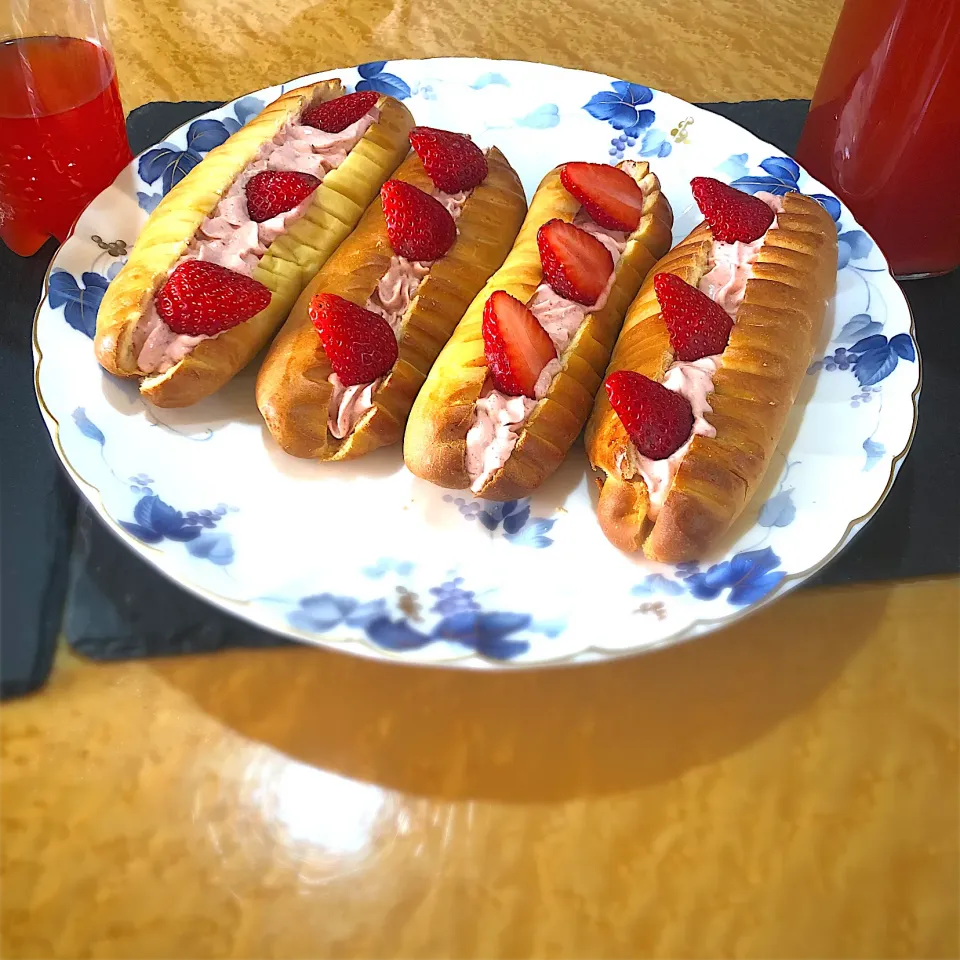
[155,260,271,336]
[301,90,379,133]
[605,370,694,460]
[690,176,775,243]
[654,272,733,361]
[244,171,320,223]
[537,218,614,306]
[310,294,398,386]
[482,291,557,398]
[408,126,488,193]
[559,162,645,231]
[381,179,456,261]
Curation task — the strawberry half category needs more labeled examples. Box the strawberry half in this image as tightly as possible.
[408,126,488,193]
[605,370,694,461]
[654,272,733,361]
[482,291,556,398]
[537,218,614,306]
[310,293,398,386]
[381,179,456,261]
[559,162,645,232]
[300,90,379,133]
[155,260,271,337]
[690,176,775,243]
[244,171,320,223]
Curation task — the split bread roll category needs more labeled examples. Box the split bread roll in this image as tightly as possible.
[585,191,838,562]
[95,80,414,407]
[255,146,527,459]
[404,160,673,500]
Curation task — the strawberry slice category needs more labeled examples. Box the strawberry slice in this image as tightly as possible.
[310,294,398,386]
[155,260,271,336]
[408,126,488,193]
[605,370,695,461]
[537,218,614,306]
[244,171,321,223]
[300,90,379,133]
[482,291,557,398]
[559,162,645,231]
[654,272,733,361]
[381,179,456,261]
[690,176,775,243]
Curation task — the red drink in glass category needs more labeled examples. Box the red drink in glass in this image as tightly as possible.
[0,36,132,257]
[796,0,960,278]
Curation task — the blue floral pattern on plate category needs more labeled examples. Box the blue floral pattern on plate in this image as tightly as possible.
[632,547,786,607]
[584,81,655,136]
[284,577,562,661]
[49,270,110,338]
[810,334,916,388]
[70,410,236,566]
[32,60,920,667]
[863,437,886,472]
[355,60,411,100]
[757,487,796,529]
[443,496,556,548]
[136,97,265,211]
[583,80,676,161]
[516,104,560,129]
[120,487,235,566]
[366,576,541,660]
[471,72,510,90]
[730,155,841,221]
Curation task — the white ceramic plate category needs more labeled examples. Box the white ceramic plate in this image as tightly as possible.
[34,58,919,667]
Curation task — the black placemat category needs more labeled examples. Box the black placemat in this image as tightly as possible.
[0,238,75,697]
[2,98,957,694]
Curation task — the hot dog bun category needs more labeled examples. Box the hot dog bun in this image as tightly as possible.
[585,191,838,561]
[404,160,673,500]
[95,81,413,407]
[255,146,527,459]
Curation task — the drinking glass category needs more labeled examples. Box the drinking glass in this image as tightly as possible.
[795,0,960,278]
[0,0,133,257]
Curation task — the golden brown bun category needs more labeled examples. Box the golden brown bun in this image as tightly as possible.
[255,147,527,459]
[585,191,838,561]
[94,81,414,407]
[404,160,673,500]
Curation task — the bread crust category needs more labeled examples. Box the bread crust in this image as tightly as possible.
[584,191,838,561]
[94,82,414,407]
[255,146,527,459]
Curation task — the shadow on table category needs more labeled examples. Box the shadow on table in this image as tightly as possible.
[154,583,885,803]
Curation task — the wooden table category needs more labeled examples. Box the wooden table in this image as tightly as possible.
[3,1,959,956]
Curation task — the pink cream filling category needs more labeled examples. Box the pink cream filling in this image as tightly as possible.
[627,191,784,519]
[326,189,471,440]
[134,109,378,375]
[464,210,629,493]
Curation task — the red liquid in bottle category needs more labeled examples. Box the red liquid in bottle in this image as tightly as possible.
[0,36,133,257]
[796,0,960,277]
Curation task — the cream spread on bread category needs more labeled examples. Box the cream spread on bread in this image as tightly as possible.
[465,209,629,493]
[698,192,784,315]
[464,393,537,482]
[327,375,380,439]
[618,355,720,515]
[134,108,378,375]
[628,191,785,517]
[326,190,470,440]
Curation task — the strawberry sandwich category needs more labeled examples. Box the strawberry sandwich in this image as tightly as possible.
[586,176,838,562]
[405,160,674,500]
[256,127,527,461]
[96,85,413,407]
